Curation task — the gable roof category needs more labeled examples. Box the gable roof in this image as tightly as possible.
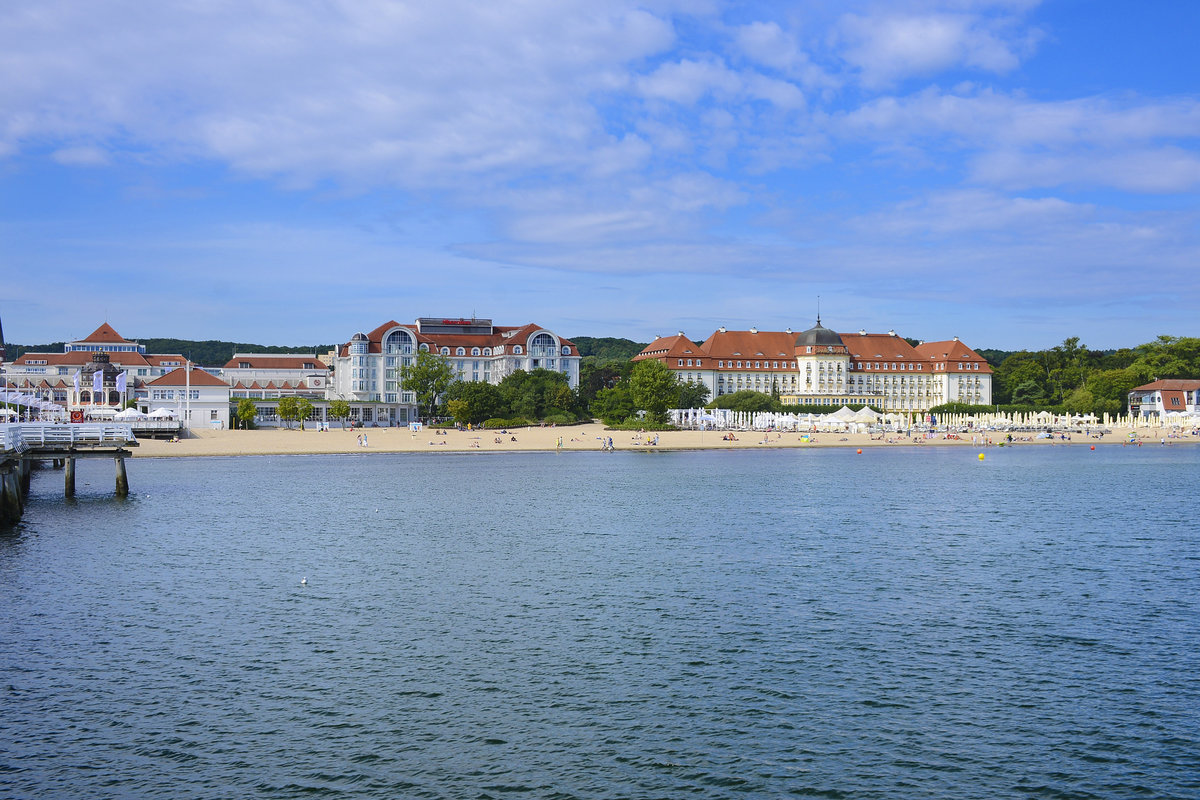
[78,322,134,344]
[913,339,993,373]
[147,367,229,387]
[699,329,797,359]
[1131,379,1200,391]
[634,334,702,361]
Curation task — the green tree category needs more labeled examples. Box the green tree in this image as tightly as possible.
[707,390,779,413]
[627,360,677,422]
[498,368,573,420]
[444,380,504,425]
[1062,386,1095,415]
[276,396,300,429]
[399,350,454,421]
[328,399,351,427]
[676,380,710,409]
[590,386,634,424]
[294,398,313,429]
[236,398,257,429]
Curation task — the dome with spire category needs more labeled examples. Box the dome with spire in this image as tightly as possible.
[795,317,844,350]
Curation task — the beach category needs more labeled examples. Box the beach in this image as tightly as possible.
[129,422,1191,458]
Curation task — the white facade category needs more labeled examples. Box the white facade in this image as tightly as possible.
[328,318,581,424]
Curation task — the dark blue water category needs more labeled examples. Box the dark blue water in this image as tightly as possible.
[2,446,1198,799]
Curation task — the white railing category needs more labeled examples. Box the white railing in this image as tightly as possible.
[0,423,137,454]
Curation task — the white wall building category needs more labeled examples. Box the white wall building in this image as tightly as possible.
[141,366,232,430]
[634,319,992,413]
[327,317,581,424]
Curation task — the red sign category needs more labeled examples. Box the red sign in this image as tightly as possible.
[441,319,472,325]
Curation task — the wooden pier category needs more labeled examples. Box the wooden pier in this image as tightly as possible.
[1,423,138,525]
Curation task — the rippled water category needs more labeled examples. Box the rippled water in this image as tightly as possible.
[2,446,1198,799]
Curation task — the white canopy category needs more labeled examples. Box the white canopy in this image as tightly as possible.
[852,406,882,422]
[115,407,146,419]
[828,405,858,421]
[148,407,177,419]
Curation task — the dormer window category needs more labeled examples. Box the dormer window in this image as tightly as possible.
[440,347,450,356]
[514,346,522,354]
[561,346,570,355]
[456,347,465,356]
[239,362,251,369]
[471,348,481,356]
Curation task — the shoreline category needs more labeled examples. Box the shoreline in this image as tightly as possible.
[128,422,1199,459]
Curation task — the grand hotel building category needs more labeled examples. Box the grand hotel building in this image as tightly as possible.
[634,318,992,413]
[326,317,580,425]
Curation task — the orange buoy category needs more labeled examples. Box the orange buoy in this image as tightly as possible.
[1090,445,1095,451]
[856,448,862,454]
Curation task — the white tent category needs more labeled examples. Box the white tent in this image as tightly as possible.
[852,406,882,423]
[115,407,146,419]
[148,408,177,419]
[829,406,858,421]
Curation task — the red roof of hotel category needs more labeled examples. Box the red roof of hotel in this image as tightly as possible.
[147,367,229,387]
[914,339,993,373]
[339,321,577,358]
[841,332,920,362]
[699,329,798,360]
[633,334,702,360]
[1131,379,1200,391]
[77,322,135,344]
[222,355,327,369]
[1159,390,1188,409]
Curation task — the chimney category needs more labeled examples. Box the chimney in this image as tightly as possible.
[785,328,792,334]
[718,326,727,333]
[859,329,866,335]
[750,326,758,334]
[888,329,896,337]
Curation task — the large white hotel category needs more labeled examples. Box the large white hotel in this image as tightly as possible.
[634,318,992,413]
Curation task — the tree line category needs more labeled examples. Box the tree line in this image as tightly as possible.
[988,335,1199,415]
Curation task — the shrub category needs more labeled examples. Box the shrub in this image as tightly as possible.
[541,412,578,425]
[483,417,530,429]
[604,419,678,431]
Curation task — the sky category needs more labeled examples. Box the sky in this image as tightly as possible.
[2,0,1198,351]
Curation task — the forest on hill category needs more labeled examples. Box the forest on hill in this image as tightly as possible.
[6,339,333,367]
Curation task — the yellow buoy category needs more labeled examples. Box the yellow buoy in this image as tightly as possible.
[978,453,985,461]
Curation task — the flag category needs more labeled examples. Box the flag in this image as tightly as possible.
[74,370,81,394]
[92,369,103,395]
[116,371,127,394]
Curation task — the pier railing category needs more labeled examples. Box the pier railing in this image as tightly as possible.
[0,423,137,455]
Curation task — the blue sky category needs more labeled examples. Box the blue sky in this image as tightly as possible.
[2,0,1198,351]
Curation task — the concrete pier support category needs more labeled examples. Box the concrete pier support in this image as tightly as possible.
[1,469,22,524]
[19,461,31,495]
[115,456,129,497]
[65,458,76,498]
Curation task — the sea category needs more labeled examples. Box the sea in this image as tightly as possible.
[1,445,1198,799]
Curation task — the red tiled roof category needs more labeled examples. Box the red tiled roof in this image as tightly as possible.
[340,321,578,358]
[146,367,229,387]
[221,355,327,370]
[1131,379,1200,391]
[913,339,993,373]
[1159,390,1187,409]
[699,330,797,360]
[77,322,134,344]
[841,333,920,362]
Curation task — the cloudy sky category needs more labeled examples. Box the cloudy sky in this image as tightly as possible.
[3,0,1197,350]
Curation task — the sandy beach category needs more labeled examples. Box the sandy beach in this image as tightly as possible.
[128,422,1193,458]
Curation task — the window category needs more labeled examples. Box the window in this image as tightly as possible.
[239,362,251,369]
[679,359,684,366]
[456,347,466,356]
[562,345,571,355]
[440,347,450,355]
[483,348,492,356]
[471,347,480,356]
[514,346,522,354]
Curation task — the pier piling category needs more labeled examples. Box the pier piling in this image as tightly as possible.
[115,456,129,497]
[65,458,76,498]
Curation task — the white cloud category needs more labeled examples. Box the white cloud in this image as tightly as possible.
[836,7,1038,87]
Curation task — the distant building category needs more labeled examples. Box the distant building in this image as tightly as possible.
[222,354,330,401]
[634,319,992,413]
[1127,379,1200,418]
[327,317,581,425]
[4,323,187,409]
[141,366,231,430]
